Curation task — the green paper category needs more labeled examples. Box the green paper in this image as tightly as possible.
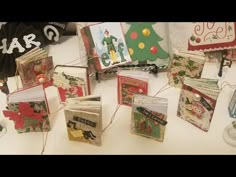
[125,22,169,62]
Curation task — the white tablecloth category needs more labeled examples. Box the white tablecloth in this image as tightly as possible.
[0,36,236,154]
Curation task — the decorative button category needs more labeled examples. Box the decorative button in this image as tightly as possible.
[150,46,158,54]
[129,48,134,55]
[138,42,145,49]
[194,93,201,101]
[142,28,150,36]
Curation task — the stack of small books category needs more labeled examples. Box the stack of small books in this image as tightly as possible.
[131,95,168,142]
[64,95,102,146]
[2,84,50,133]
[53,65,91,103]
[177,77,220,132]
[168,51,206,88]
[117,69,149,107]
[16,47,54,88]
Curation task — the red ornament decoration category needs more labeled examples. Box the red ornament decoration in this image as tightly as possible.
[196,38,201,43]
[130,32,138,40]
[150,46,158,54]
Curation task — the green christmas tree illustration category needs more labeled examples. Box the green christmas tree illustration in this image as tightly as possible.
[125,22,169,63]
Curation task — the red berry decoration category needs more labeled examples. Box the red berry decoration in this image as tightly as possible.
[226,61,230,65]
[196,38,201,43]
[150,46,158,54]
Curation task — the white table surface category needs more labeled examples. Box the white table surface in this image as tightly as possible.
[0,36,236,155]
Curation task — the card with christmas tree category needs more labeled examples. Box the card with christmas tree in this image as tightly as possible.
[80,22,132,72]
[177,77,220,132]
[117,69,149,107]
[53,65,91,103]
[131,95,168,142]
[123,22,170,68]
[64,95,102,146]
[2,84,50,133]
[16,47,54,88]
[168,50,206,88]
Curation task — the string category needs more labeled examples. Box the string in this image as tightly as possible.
[220,81,236,91]
[62,54,88,66]
[102,105,121,133]
[41,105,64,155]
[152,80,176,97]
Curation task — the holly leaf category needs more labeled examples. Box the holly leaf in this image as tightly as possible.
[191,66,198,70]
[185,65,191,70]
[178,70,186,76]
[188,60,194,66]
[212,34,218,39]
[173,77,179,84]
[173,55,184,60]
[173,62,182,66]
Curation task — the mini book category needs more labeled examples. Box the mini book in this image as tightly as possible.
[64,95,102,146]
[2,84,50,133]
[80,22,132,72]
[53,65,91,103]
[16,47,54,88]
[131,95,168,142]
[228,89,236,118]
[177,77,220,132]
[168,51,206,88]
[117,70,149,106]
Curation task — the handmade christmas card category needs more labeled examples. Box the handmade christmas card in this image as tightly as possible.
[2,84,50,133]
[177,77,220,132]
[117,70,149,107]
[123,22,170,68]
[188,22,236,52]
[53,65,91,103]
[16,48,54,88]
[131,95,168,142]
[64,95,102,146]
[80,22,132,72]
[168,51,206,88]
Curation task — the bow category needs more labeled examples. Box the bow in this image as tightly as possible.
[3,102,45,129]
